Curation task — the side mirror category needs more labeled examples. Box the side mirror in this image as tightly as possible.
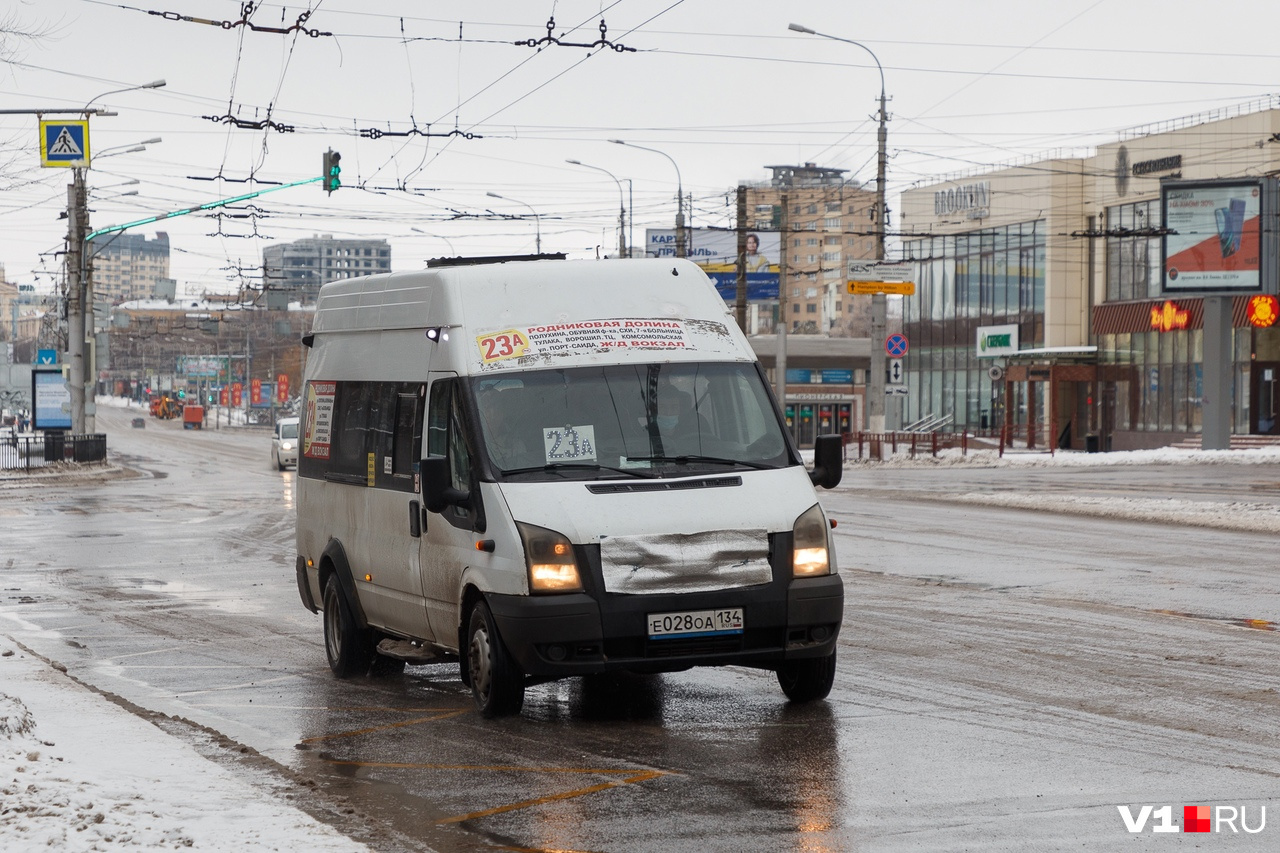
[808,434,843,489]
[422,455,472,513]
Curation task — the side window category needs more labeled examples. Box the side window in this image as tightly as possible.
[391,387,424,477]
[330,381,374,481]
[426,378,484,529]
[427,380,452,457]
[448,396,471,492]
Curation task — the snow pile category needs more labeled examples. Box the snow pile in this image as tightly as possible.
[847,444,1280,468]
[945,492,1280,534]
[0,642,369,852]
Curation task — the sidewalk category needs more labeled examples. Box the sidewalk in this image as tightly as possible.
[0,636,375,851]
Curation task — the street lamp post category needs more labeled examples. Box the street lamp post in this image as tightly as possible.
[80,136,161,433]
[486,191,541,254]
[566,159,627,258]
[66,79,165,435]
[789,23,890,432]
[410,226,458,258]
[608,140,684,259]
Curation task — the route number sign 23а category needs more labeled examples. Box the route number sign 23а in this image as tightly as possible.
[476,330,529,364]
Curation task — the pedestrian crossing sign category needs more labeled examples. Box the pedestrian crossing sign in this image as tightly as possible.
[39,120,90,167]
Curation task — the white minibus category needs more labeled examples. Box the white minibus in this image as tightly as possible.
[294,256,843,716]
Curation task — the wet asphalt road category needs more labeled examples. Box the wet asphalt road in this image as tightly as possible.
[2,405,1279,851]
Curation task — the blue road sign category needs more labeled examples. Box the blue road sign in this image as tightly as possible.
[885,334,909,357]
[36,349,57,365]
[40,120,90,167]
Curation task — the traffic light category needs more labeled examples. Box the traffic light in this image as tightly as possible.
[322,149,341,194]
[177,389,186,400]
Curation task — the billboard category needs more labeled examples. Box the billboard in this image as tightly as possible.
[646,228,780,300]
[31,369,72,431]
[1162,180,1264,294]
[178,354,230,380]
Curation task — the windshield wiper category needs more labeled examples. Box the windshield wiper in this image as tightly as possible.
[498,462,657,479]
[623,454,776,471]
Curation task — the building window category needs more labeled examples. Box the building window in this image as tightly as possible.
[824,217,841,229]
[792,303,801,314]
[826,201,842,213]
[1105,200,1161,302]
[806,304,817,313]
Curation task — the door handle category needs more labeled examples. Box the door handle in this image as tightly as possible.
[409,500,422,538]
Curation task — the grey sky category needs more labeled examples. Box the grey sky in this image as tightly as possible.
[2,0,1277,293]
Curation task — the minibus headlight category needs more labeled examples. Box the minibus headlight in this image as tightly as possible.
[517,522,583,593]
[792,503,830,577]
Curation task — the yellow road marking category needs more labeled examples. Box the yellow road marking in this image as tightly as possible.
[435,769,667,825]
[322,759,668,824]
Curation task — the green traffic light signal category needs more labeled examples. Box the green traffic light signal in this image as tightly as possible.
[322,149,341,194]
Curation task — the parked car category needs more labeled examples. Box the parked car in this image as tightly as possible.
[272,417,300,470]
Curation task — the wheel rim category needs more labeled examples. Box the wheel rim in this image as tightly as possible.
[324,592,342,663]
[469,622,493,700]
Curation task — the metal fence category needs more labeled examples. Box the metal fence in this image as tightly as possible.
[0,433,108,472]
[845,430,971,461]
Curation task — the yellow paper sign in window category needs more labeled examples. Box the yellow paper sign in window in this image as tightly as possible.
[476,329,529,363]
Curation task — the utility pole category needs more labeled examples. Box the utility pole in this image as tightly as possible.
[66,169,88,435]
[869,82,890,433]
[788,24,891,432]
[734,186,748,333]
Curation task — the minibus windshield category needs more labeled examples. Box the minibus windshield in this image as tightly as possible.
[471,362,793,480]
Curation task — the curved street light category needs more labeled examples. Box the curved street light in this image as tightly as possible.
[789,23,891,432]
[486,191,541,254]
[68,80,165,434]
[608,139,684,258]
[566,159,628,258]
[410,226,458,257]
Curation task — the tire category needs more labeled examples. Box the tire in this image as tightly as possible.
[466,600,525,718]
[323,575,375,678]
[776,651,837,703]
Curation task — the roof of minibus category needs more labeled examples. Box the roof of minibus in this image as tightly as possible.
[310,257,754,372]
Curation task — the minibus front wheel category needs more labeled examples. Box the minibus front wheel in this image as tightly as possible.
[776,651,837,703]
[323,576,375,678]
[467,600,525,717]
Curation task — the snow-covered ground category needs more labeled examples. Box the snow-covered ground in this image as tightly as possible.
[5,413,1280,849]
[0,637,371,852]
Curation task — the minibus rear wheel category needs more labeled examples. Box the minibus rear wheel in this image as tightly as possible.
[467,600,525,717]
[323,576,375,678]
[776,651,837,702]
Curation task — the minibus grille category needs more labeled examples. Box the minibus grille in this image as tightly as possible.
[587,476,741,494]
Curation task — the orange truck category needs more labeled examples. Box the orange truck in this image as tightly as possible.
[182,404,204,429]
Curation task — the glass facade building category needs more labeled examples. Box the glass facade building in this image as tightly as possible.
[902,223,1046,432]
[898,101,1280,450]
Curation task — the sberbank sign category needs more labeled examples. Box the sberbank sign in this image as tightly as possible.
[976,324,1018,358]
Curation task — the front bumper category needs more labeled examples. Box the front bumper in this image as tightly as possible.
[487,572,842,677]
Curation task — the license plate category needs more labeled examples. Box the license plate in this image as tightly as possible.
[647,608,744,639]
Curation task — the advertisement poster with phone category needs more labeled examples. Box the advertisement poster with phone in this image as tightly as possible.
[1162,182,1262,292]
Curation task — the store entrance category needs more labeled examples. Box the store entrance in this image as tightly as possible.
[1251,362,1280,434]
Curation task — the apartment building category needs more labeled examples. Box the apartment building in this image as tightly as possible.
[262,235,391,305]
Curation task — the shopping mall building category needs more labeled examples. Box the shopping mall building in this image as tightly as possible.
[897,99,1280,450]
